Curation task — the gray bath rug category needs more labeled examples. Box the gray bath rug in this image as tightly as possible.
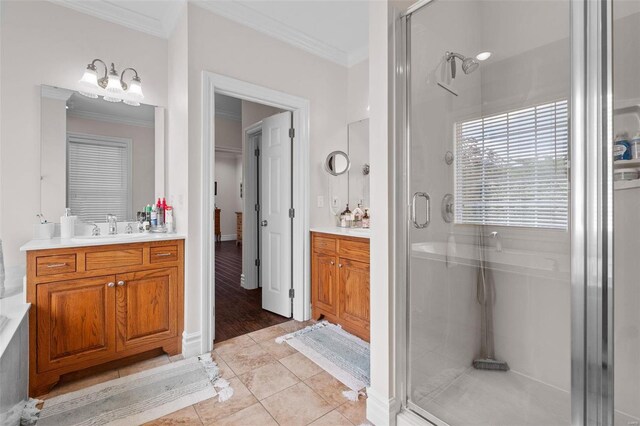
[36,353,232,426]
[276,321,370,392]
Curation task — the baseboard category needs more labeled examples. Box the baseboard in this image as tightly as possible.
[182,331,202,358]
[220,234,237,242]
[366,387,400,426]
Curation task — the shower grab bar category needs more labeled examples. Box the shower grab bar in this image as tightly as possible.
[411,192,431,229]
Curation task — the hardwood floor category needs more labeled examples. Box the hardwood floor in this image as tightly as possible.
[215,241,290,343]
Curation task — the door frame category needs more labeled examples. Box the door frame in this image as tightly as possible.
[393,0,615,424]
[241,122,262,290]
[201,71,311,350]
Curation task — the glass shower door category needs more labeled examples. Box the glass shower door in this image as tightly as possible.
[404,1,572,424]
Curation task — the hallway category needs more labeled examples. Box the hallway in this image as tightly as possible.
[215,241,289,343]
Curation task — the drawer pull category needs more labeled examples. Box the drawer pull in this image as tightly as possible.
[117,280,126,287]
[155,253,173,257]
[107,282,115,288]
[47,263,68,268]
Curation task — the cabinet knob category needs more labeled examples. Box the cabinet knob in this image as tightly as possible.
[330,261,335,265]
[117,280,126,287]
[338,263,343,268]
[107,282,115,288]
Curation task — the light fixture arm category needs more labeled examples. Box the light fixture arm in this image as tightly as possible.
[120,67,140,82]
[88,58,108,78]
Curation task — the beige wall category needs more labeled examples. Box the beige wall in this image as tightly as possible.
[241,100,283,131]
[66,115,156,216]
[215,116,242,152]
[0,1,167,268]
[214,153,242,237]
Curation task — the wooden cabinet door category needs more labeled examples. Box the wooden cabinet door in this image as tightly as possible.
[312,252,338,316]
[338,258,370,337]
[116,268,178,351]
[36,276,116,372]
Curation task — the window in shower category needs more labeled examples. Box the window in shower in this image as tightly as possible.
[455,99,569,229]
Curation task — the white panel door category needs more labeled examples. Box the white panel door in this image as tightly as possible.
[261,111,292,317]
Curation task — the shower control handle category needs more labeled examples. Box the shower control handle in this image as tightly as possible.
[411,192,431,229]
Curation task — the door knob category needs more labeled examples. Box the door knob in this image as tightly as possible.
[107,282,115,288]
[117,280,125,287]
[261,220,268,227]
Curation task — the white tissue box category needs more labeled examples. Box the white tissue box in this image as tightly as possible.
[33,223,55,239]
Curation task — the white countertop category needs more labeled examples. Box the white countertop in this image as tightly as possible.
[310,227,370,239]
[20,233,186,251]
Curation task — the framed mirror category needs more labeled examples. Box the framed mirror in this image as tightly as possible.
[325,150,351,176]
[40,85,165,223]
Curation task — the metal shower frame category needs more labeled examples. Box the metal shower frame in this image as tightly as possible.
[393,0,615,424]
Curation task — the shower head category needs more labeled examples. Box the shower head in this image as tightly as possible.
[446,51,479,78]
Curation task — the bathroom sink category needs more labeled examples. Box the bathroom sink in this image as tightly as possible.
[71,233,148,242]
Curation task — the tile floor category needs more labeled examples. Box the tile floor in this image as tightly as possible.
[41,320,372,426]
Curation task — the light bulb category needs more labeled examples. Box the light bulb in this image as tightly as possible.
[106,73,124,95]
[103,95,122,103]
[476,51,492,61]
[127,78,144,102]
[78,65,99,98]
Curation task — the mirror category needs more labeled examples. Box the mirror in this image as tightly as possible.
[325,150,351,176]
[347,119,370,208]
[40,85,164,223]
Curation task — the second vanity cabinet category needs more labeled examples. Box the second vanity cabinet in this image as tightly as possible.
[26,239,184,396]
[311,232,370,341]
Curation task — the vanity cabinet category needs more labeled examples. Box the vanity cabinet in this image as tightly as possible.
[26,239,184,396]
[311,232,370,341]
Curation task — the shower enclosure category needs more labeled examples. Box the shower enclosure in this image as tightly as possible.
[395,0,640,424]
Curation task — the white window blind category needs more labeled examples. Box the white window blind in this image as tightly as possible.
[455,100,568,229]
[67,134,132,223]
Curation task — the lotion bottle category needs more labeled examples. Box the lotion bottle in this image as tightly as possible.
[60,208,76,239]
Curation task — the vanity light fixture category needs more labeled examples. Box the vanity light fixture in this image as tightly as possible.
[78,59,145,106]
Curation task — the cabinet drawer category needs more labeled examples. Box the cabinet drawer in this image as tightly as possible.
[36,254,77,277]
[338,240,369,262]
[86,248,143,271]
[150,245,178,263]
[313,236,336,254]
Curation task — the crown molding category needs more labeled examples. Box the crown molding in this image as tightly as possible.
[68,109,154,128]
[41,85,74,101]
[49,0,184,39]
[193,1,352,67]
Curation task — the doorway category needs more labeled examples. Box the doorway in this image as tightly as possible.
[202,72,311,351]
[213,93,294,343]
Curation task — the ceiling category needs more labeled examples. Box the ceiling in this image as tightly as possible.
[52,0,369,67]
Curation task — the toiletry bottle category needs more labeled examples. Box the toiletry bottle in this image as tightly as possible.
[614,132,631,161]
[340,204,352,227]
[165,206,174,233]
[353,203,364,228]
[145,204,152,223]
[161,198,167,222]
[362,209,370,229]
[156,198,164,227]
[151,203,158,227]
[632,132,640,159]
[60,207,76,239]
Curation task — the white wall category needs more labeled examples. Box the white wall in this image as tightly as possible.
[214,152,242,238]
[348,59,370,123]
[0,1,167,269]
[174,3,351,347]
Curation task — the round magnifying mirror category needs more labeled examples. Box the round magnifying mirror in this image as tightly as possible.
[325,151,351,176]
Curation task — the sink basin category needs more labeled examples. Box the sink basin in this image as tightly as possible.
[71,233,148,242]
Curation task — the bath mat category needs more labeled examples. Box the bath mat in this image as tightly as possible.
[276,321,370,392]
[36,353,232,426]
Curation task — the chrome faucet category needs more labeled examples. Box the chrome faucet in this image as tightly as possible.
[107,214,117,235]
[91,223,101,236]
[488,231,502,252]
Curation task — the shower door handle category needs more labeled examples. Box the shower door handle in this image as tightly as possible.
[411,192,431,229]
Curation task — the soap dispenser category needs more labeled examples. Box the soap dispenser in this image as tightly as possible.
[60,208,77,239]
